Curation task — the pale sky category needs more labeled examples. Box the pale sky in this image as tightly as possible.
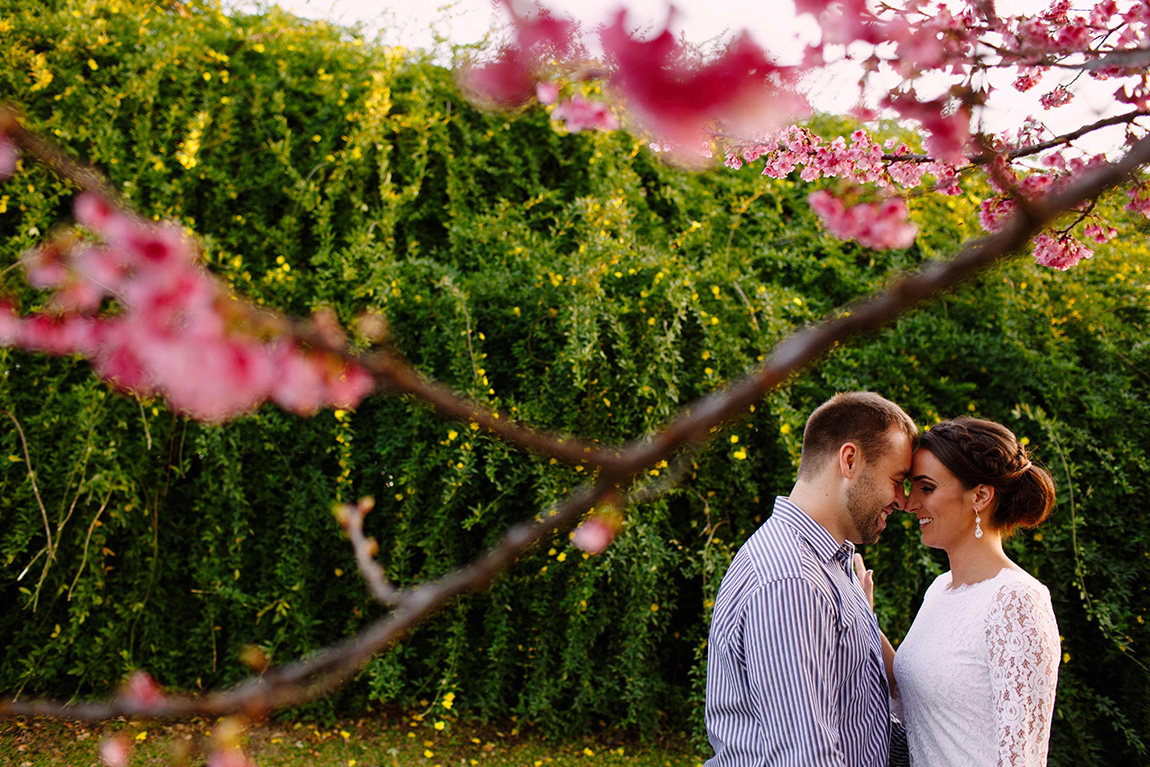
[233,0,1128,155]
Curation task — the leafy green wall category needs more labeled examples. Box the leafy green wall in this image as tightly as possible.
[1,1,1148,762]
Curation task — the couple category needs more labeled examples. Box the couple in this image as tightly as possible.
[703,392,1060,767]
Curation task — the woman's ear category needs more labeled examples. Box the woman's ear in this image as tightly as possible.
[973,483,996,512]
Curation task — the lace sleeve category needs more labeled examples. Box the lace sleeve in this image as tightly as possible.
[985,581,1060,767]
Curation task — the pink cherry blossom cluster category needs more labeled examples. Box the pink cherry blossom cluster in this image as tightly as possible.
[725,126,964,194]
[975,149,1121,269]
[1031,232,1095,270]
[807,191,918,250]
[1125,181,1150,218]
[2,193,373,421]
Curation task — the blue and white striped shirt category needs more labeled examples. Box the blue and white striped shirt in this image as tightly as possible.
[704,497,891,767]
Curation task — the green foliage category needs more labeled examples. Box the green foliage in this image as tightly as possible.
[1,1,1148,764]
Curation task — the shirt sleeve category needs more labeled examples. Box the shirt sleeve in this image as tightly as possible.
[985,581,1060,767]
[725,578,845,767]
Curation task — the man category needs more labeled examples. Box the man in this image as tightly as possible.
[704,391,916,767]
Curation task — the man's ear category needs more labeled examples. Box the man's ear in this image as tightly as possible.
[838,442,861,479]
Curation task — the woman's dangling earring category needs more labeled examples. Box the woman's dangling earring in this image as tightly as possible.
[975,507,984,539]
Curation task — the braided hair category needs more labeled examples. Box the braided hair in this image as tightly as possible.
[919,417,1055,534]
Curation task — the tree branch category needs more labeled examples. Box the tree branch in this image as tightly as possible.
[7,132,1149,724]
[882,109,1150,165]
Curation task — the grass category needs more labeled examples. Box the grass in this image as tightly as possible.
[1,711,706,767]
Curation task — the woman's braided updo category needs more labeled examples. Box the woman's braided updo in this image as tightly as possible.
[919,417,1055,534]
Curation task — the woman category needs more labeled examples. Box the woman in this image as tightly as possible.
[891,417,1061,767]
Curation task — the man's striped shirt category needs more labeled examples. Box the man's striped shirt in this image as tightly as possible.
[704,497,892,767]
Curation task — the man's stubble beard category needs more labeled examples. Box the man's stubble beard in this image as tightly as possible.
[845,468,886,545]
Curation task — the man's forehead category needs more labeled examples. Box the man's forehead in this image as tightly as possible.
[882,430,914,474]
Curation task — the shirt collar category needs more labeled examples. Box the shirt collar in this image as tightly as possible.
[772,496,856,566]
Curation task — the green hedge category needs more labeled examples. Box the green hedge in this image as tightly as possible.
[1,1,1148,763]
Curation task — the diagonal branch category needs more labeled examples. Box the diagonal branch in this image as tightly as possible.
[7,132,1150,724]
[882,109,1150,165]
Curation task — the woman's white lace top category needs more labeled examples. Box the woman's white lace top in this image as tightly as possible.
[893,568,1060,767]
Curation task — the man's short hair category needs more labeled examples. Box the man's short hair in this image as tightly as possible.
[797,392,918,478]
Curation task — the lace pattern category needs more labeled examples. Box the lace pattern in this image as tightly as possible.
[986,580,1060,767]
[892,569,1060,767]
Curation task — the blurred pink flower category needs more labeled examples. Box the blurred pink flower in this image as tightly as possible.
[808,191,917,250]
[460,1,574,107]
[551,96,618,132]
[535,81,560,105]
[600,12,807,164]
[121,670,165,707]
[207,747,254,767]
[98,735,131,767]
[572,513,621,555]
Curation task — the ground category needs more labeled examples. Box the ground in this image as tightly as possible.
[0,711,703,767]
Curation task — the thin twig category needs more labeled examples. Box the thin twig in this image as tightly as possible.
[6,410,53,610]
[341,498,398,606]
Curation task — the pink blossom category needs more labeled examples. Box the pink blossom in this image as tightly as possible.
[884,92,971,163]
[1032,232,1094,270]
[322,356,375,410]
[461,49,537,108]
[535,81,559,105]
[121,670,165,708]
[979,196,1018,233]
[99,735,131,767]
[1013,70,1041,92]
[1039,85,1073,109]
[1126,182,1150,218]
[1084,223,1117,243]
[599,14,807,163]
[808,191,917,250]
[207,748,254,767]
[572,513,621,555]
[551,96,619,132]
[459,1,574,108]
[0,302,20,346]
[6,193,377,421]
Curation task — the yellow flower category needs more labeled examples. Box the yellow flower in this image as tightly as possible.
[424,750,434,758]
[733,449,747,460]
[780,424,792,435]
[434,721,445,731]
[583,748,594,756]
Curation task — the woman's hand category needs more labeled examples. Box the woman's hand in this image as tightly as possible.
[853,552,874,610]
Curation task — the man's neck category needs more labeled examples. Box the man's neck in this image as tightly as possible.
[787,479,847,545]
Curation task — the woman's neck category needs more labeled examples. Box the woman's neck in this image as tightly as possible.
[945,533,1015,587]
